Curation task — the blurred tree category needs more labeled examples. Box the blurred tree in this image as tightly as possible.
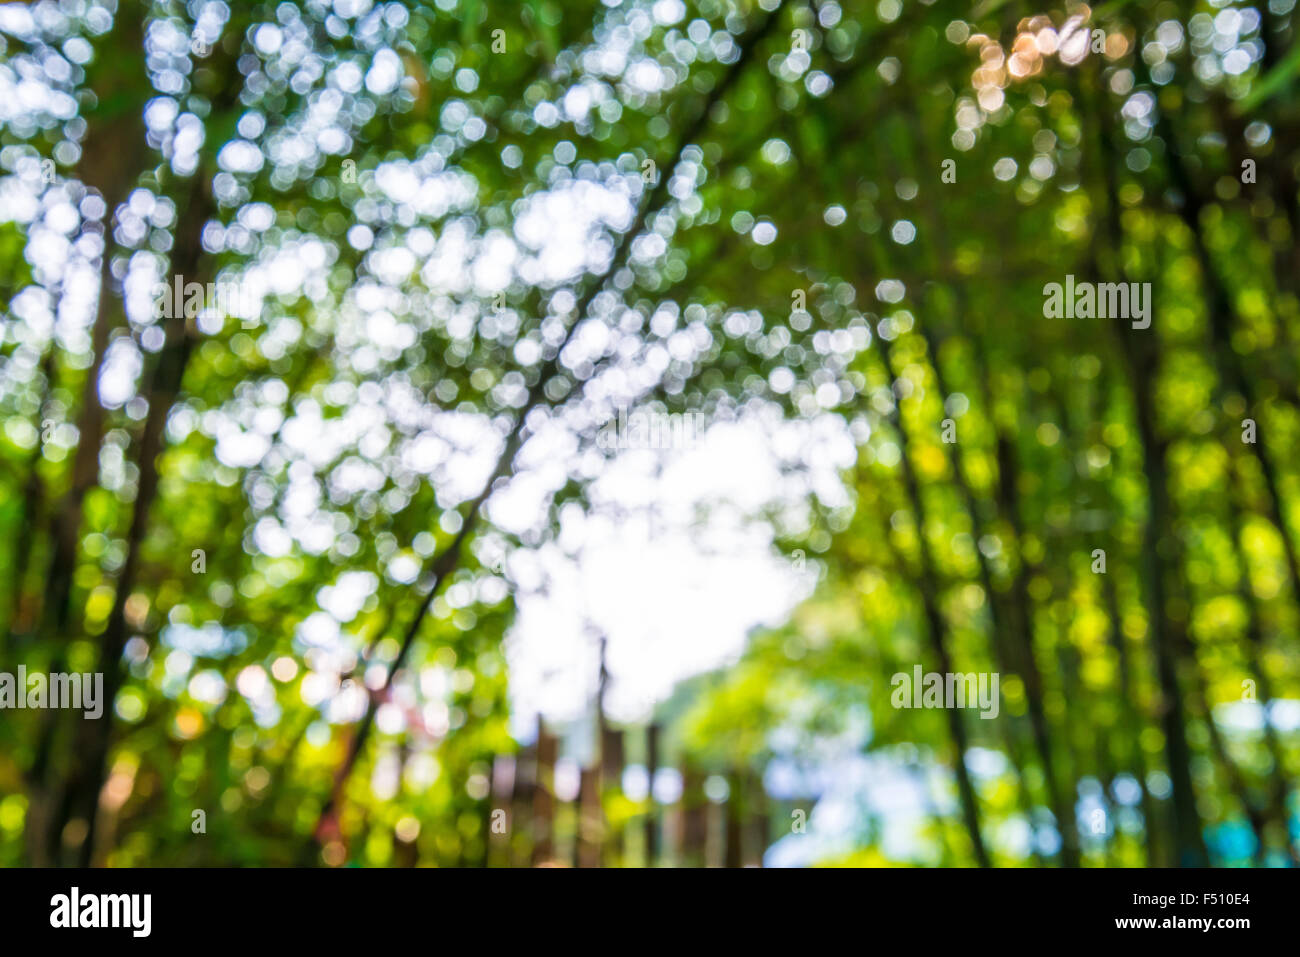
[0,0,1297,868]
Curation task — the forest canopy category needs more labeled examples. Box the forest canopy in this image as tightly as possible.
[1,0,1299,868]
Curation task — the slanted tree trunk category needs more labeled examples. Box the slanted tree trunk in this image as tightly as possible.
[1072,62,1208,865]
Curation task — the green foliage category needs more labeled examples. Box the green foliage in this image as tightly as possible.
[1,0,1298,868]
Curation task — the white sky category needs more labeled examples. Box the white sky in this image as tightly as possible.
[499,414,837,733]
